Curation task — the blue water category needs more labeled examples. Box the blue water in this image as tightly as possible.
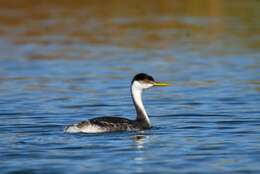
[0,1,260,174]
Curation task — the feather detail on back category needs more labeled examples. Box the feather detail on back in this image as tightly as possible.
[64,117,140,133]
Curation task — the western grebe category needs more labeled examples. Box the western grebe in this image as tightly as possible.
[64,73,169,133]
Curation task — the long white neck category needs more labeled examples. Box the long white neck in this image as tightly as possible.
[131,81,151,128]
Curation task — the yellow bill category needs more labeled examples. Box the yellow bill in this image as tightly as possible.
[153,82,170,86]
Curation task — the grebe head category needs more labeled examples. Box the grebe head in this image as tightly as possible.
[131,73,169,90]
[131,73,169,128]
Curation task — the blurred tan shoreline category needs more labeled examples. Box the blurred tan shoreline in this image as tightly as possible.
[0,0,259,59]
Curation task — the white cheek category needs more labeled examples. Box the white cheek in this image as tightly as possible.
[142,83,153,89]
[133,81,153,90]
[132,81,143,90]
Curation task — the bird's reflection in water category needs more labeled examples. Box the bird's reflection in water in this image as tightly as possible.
[132,132,150,149]
[131,133,151,173]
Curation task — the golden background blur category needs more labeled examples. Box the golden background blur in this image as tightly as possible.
[0,0,259,59]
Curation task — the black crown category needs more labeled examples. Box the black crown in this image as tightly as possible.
[132,73,154,83]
